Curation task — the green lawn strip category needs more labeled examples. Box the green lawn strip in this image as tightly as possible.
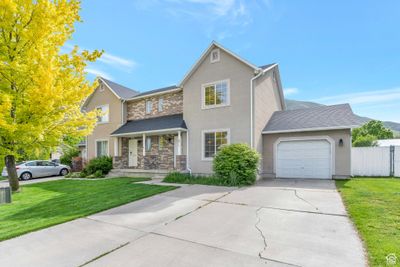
[0,177,177,241]
[336,178,400,266]
[163,172,234,186]
[0,176,6,181]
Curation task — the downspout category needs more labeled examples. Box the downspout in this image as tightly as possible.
[186,129,192,175]
[250,70,264,149]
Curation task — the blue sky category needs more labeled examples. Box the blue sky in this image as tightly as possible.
[68,0,400,122]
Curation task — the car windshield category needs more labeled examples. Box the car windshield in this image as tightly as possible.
[16,161,26,165]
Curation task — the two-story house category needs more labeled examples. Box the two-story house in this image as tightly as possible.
[82,42,358,179]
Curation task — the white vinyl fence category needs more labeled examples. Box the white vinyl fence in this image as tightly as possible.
[395,147,400,177]
[352,146,399,177]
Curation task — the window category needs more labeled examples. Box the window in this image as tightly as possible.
[203,130,229,159]
[210,48,220,63]
[146,137,152,151]
[146,100,152,114]
[99,84,105,92]
[96,140,108,157]
[96,105,109,123]
[202,80,229,108]
[158,97,163,112]
[26,161,37,167]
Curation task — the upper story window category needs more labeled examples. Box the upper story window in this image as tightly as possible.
[145,100,152,114]
[96,104,109,123]
[158,97,164,112]
[202,79,230,109]
[99,84,105,92]
[210,48,220,63]
[202,129,229,160]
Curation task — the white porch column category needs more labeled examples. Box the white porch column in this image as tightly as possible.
[177,131,182,155]
[113,137,119,157]
[142,133,146,156]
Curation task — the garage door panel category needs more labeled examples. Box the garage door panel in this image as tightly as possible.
[276,140,332,179]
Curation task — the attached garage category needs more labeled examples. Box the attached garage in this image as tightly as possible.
[261,104,359,179]
[275,138,333,179]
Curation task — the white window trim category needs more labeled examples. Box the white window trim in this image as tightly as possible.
[95,139,110,157]
[201,79,230,110]
[201,128,230,161]
[210,48,220,63]
[96,104,109,124]
[145,100,152,114]
[158,97,163,112]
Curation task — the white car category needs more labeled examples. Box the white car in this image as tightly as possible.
[1,160,70,180]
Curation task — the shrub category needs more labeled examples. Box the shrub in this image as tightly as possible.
[163,172,229,186]
[83,156,112,176]
[94,170,104,178]
[213,143,260,185]
[60,147,79,167]
[65,172,84,178]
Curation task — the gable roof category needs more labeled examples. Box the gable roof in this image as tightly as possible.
[127,85,181,101]
[263,104,360,134]
[111,114,187,136]
[99,77,139,99]
[180,41,262,86]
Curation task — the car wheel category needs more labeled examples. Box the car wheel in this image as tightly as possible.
[20,172,32,181]
[60,168,69,176]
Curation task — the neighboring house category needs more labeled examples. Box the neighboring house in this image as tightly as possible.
[81,78,138,160]
[82,41,358,179]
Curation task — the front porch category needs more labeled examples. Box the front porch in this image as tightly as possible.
[110,114,188,173]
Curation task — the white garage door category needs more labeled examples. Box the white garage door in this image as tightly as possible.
[276,140,332,179]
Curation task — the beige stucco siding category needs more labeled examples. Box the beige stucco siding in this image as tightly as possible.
[253,68,283,170]
[262,129,352,178]
[85,83,122,160]
[183,47,255,174]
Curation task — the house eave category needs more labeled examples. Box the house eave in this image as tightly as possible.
[262,125,358,134]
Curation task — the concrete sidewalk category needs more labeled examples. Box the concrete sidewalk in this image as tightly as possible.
[0,179,366,267]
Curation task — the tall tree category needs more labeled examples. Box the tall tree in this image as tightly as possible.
[0,0,102,191]
[352,120,394,147]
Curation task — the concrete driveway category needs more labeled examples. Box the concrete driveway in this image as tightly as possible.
[0,179,366,267]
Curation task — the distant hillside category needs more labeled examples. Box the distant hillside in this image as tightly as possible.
[285,99,400,133]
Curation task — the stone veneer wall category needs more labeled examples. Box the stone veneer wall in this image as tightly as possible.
[114,134,181,170]
[126,91,183,121]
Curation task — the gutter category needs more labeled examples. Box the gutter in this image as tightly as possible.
[250,70,264,148]
[249,64,278,148]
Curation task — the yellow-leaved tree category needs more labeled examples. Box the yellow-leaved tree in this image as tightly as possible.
[0,0,102,191]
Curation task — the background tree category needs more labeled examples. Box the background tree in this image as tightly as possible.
[352,120,394,147]
[0,0,102,191]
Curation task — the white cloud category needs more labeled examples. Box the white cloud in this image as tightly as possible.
[283,87,299,96]
[63,43,136,72]
[85,68,113,80]
[313,88,400,106]
[97,53,136,70]
[134,0,253,38]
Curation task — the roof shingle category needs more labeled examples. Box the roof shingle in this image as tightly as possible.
[101,77,139,99]
[263,104,360,133]
[112,114,187,135]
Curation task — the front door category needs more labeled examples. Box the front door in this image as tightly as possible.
[128,139,138,167]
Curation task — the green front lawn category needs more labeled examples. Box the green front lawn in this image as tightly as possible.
[336,178,400,266]
[0,178,177,241]
[0,176,6,181]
